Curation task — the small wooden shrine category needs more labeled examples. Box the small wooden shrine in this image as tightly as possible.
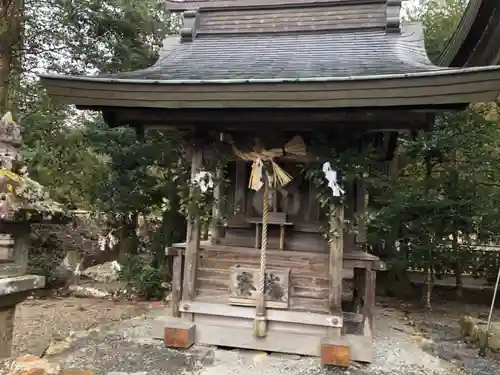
[40,0,500,366]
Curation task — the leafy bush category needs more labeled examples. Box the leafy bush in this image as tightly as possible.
[27,220,107,287]
[118,253,164,300]
[28,227,66,287]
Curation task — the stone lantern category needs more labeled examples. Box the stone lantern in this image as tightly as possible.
[0,112,69,358]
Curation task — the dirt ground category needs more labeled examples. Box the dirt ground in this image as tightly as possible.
[11,296,149,357]
[9,295,500,375]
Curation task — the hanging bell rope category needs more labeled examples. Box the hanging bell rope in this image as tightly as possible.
[254,173,270,338]
[232,135,307,338]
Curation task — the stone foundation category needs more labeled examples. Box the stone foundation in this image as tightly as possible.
[460,315,500,351]
[0,306,15,358]
[0,275,45,358]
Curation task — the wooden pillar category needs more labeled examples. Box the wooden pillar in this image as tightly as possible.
[211,162,224,244]
[328,204,344,315]
[322,204,349,367]
[352,265,375,333]
[182,147,203,309]
[234,160,247,214]
[171,250,183,318]
[363,269,376,333]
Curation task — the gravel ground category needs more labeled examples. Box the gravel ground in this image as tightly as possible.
[394,299,500,375]
[11,297,500,375]
[12,297,148,357]
[197,306,461,375]
[42,305,460,375]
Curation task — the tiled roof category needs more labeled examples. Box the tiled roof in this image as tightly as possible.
[39,1,500,110]
[196,4,387,34]
[165,0,378,11]
[102,24,445,82]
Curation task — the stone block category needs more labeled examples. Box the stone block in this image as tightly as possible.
[459,315,500,351]
[0,306,15,359]
[0,276,45,297]
[4,354,60,375]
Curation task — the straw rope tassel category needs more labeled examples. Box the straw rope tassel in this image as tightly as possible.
[253,179,269,338]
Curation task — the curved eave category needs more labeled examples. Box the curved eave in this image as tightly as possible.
[437,0,500,67]
[40,67,500,109]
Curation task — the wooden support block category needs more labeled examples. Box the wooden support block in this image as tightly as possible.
[164,321,195,349]
[320,338,350,367]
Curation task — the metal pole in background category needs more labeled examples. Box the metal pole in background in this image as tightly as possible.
[479,263,500,357]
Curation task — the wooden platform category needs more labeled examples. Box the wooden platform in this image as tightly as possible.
[164,298,372,362]
[166,243,381,363]
[171,244,383,313]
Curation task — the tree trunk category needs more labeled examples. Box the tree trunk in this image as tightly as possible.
[423,243,433,312]
[202,223,209,240]
[452,230,463,299]
[153,187,186,279]
[0,0,24,114]
[117,212,139,264]
[486,253,499,285]
[423,155,433,312]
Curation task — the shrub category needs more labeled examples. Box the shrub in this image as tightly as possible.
[118,253,164,300]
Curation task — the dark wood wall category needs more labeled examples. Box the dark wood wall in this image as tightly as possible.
[218,160,361,253]
[196,246,332,313]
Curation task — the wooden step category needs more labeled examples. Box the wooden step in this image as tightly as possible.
[199,258,327,275]
[201,250,328,266]
[197,263,350,280]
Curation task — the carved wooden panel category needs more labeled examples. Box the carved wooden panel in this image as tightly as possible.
[228,265,290,309]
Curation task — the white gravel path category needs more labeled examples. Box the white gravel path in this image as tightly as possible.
[196,307,460,375]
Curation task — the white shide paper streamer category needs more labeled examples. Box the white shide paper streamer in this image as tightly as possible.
[322,162,345,197]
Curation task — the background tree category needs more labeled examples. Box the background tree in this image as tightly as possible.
[2,0,186,294]
[367,0,500,309]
